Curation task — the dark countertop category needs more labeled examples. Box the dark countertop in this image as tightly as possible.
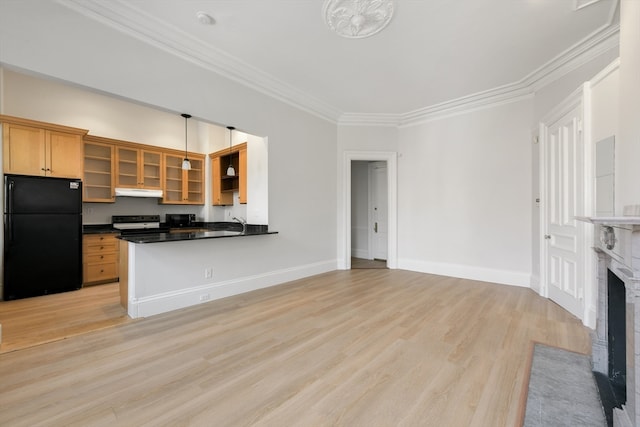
[83,222,276,243]
[83,224,120,234]
[117,228,277,244]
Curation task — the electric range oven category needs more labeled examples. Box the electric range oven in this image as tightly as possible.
[112,215,170,235]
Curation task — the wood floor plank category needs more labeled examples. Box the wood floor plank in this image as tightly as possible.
[0,282,131,354]
[0,270,591,426]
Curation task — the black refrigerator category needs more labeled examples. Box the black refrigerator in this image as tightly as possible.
[4,175,83,300]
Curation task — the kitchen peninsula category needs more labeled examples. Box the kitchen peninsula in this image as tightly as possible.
[119,224,277,319]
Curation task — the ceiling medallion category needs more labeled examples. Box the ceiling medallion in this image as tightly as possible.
[323,0,395,39]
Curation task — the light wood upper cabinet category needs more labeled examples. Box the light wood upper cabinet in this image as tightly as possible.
[83,137,115,202]
[1,116,86,179]
[239,146,247,204]
[210,142,247,206]
[161,153,205,205]
[115,146,163,189]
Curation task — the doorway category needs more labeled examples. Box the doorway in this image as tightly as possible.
[539,87,594,325]
[351,161,388,269]
[341,151,397,270]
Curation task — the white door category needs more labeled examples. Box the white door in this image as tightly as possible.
[370,162,388,260]
[542,106,585,319]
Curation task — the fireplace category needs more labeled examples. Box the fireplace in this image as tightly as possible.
[590,217,640,427]
[607,268,627,407]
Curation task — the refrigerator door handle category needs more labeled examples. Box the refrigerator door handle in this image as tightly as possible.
[5,214,12,245]
[5,179,14,214]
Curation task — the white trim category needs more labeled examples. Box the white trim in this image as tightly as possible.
[530,274,541,294]
[341,151,397,270]
[574,0,608,11]
[582,82,596,329]
[129,259,337,318]
[398,259,531,288]
[367,163,375,260]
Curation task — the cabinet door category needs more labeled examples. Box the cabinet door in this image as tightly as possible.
[116,146,140,188]
[84,141,115,202]
[162,153,185,203]
[141,149,162,189]
[239,147,247,204]
[211,156,233,205]
[47,130,83,179]
[186,156,204,204]
[2,123,46,176]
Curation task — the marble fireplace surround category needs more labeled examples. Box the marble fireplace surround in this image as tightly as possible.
[583,214,640,427]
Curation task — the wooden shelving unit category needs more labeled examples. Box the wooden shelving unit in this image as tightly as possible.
[209,143,247,206]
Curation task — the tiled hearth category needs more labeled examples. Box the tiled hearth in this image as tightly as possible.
[589,212,640,427]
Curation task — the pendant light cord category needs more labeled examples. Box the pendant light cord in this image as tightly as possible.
[226,126,236,176]
[182,113,191,159]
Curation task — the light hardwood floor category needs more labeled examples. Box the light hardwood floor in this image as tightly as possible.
[351,257,388,269]
[0,283,131,354]
[0,270,590,426]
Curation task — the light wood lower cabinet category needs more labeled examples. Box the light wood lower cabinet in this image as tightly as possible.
[83,233,120,285]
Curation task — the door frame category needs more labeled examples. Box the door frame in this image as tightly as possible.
[342,151,397,270]
[538,82,595,327]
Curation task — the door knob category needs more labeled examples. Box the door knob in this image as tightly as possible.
[544,235,551,240]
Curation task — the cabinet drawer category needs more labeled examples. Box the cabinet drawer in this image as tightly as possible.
[84,263,118,283]
[84,241,119,253]
[84,253,118,265]
[83,233,119,253]
[84,233,118,244]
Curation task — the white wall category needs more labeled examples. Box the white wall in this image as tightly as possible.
[618,0,640,211]
[397,99,534,286]
[0,1,338,303]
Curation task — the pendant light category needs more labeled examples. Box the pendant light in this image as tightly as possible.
[226,126,236,177]
[181,113,192,170]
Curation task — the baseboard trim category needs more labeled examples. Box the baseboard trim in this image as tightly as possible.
[530,274,541,294]
[130,259,337,318]
[351,249,369,259]
[398,258,531,288]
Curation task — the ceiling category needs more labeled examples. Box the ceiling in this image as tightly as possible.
[4,0,620,123]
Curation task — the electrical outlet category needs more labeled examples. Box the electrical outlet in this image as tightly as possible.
[199,294,210,302]
[204,267,213,278]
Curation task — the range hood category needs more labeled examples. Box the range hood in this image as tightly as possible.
[115,188,163,198]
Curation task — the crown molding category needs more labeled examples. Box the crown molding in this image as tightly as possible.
[575,0,608,11]
[56,0,342,123]
[339,113,402,127]
[56,0,620,129]
[349,20,619,128]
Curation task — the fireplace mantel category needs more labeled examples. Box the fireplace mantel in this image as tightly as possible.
[576,216,640,226]
[586,213,640,426]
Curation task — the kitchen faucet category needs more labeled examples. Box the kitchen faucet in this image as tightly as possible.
[232,216,247,233]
